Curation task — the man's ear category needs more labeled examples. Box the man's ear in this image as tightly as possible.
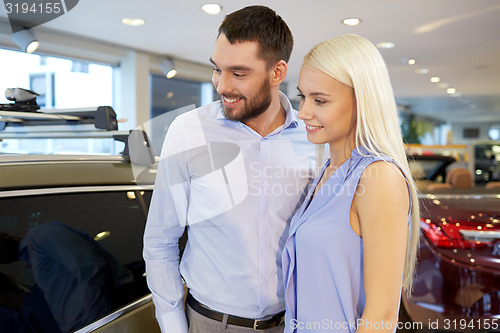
[270,60,287,87]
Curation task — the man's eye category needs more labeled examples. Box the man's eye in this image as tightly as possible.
[234,73,245,78]
[213,68,221,73]
[297,93,305,99]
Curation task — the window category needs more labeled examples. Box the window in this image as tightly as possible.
[408,159,443,180]
[0,190,152,332]
[463,127,480,139]
[0,48,117,155]
[150,74,214,154]
[0,49,113,108]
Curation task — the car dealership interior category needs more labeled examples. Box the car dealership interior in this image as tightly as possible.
[1,1,499,332]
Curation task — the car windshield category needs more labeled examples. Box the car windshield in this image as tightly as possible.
[408,156,454,182]
[476,143,500,161]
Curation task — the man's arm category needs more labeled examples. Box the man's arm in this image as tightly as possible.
[143,119,190,333]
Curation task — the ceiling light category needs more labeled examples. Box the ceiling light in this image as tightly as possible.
[430,77,440,83]
[408,59,416,65]
[12,29,39,53]
[447,88,456,94]
[201,3,222,15]
[376,42,395,49]
[121,18,146,26]
[94,231,111,241]
[160,58,177,79]
[342,18,361,26]
[414,68,429,74]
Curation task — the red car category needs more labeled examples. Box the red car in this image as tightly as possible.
[400,155,500,332]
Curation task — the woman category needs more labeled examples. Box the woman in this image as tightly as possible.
[282,34,420,332]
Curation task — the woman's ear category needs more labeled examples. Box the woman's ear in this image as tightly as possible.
[270,60,288,87]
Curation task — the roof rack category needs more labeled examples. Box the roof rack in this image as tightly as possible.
[0,130,129,140]
[113,130,156,166]
[0,106,156,166]
[0,106,118,131]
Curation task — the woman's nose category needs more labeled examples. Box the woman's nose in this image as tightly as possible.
[297,102,312,120]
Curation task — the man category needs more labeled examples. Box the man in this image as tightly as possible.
[143,5,319,333]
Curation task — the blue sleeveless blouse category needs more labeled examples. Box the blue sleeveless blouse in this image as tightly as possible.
[282,147,409,333]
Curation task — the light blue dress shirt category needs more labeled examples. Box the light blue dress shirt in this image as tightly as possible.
[143,92,319,333]
[282,148,409,333]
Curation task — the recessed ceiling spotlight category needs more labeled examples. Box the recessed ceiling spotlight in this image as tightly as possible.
[408,58,416,65]
[94,231,111,241]
[25,40,39,54]
[201,3,222,15]
[447,88,456,94]
[122,18,146,26]
[12,29,39,53]
[414,68,429,74]
[430,76,440,83]
[342,18,361,26]
[160,58,177,79]
[376,42,396,49]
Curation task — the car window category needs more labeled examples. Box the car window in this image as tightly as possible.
[409,160,440,180]
[0,190,151,333]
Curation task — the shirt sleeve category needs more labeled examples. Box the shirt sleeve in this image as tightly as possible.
[143,118,190,333]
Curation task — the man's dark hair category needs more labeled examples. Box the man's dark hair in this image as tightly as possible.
[218,5,293,68]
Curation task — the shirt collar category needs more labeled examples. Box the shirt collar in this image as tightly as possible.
[280,91,299,129]
[215,91,299,130]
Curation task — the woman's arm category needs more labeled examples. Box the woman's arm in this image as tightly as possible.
[351,161,410,332]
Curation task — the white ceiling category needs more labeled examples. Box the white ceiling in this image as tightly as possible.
[1,0,500,123]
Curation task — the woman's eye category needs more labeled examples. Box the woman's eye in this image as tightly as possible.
[213,67,221,73]
[314,99,325,105]
[297,93,305,99]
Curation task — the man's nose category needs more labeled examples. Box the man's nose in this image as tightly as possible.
[215,73,232,95]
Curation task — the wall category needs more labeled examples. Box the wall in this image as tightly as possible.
[450,123,492,144]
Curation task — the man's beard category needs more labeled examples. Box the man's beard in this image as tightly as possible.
[221,79,272,123]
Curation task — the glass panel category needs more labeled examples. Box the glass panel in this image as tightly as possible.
[0,48,116,155]
[474,143,500,183]
[0,49,113,108]
[408,159,444,181]
[1,137,123,155]
[150,74,203,155]
[0,190,151,332]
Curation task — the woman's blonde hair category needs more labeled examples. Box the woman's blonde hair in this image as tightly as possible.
[303,34,420,295]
